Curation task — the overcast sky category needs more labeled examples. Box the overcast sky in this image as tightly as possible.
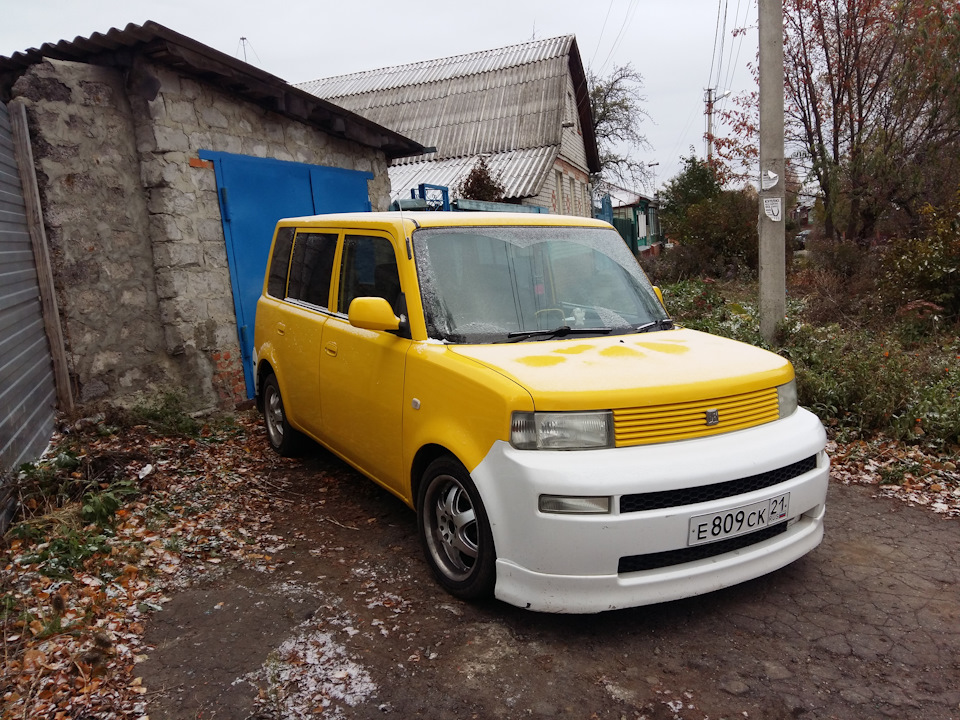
[1,0,758,192]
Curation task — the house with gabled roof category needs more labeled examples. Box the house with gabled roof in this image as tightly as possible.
[298,35,601,216]
[595,180,662,255]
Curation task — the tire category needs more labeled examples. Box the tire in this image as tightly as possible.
[417,456,496,600]
[261,374,304,456]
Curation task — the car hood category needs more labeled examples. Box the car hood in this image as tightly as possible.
[449,328,792,410]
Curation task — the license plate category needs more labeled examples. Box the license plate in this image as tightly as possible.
[688,493,790,546]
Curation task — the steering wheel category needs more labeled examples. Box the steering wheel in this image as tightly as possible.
[534,308,565,327]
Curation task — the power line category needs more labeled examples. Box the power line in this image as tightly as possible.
[716,0,729,89]
[669,103,701,166]
[720,0,753,111]
[590,0,616,68]
[596,0,641,74]
[708,0,724,87]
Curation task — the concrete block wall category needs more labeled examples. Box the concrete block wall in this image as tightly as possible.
[12,58,392,411]
[12,60,173,405]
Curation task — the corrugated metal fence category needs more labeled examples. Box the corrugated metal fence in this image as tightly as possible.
[0,100,57,472]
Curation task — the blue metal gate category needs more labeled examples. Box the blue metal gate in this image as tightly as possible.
[200,151,372,397]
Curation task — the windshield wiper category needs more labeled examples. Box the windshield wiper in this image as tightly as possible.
[503,325,613,343]
[634,318,675,333]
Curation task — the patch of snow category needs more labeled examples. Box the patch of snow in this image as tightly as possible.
[244,620,377,719]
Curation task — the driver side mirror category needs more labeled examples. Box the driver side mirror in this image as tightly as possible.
[653,286,667,310]
[348,297,400,332]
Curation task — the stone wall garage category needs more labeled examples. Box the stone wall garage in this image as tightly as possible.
[0,22,423,411]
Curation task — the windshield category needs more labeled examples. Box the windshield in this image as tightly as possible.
[413,225,669,344]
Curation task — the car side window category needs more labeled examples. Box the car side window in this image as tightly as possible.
[337,235,401,314]
[287,232,338,309]
[266,227,295,298]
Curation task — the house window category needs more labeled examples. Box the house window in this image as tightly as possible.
[556,170,564,213]
[569,177,576,215]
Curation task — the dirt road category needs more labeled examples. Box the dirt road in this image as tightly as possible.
[140,446,960,720]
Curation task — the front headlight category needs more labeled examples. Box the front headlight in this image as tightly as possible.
[511,411,614,450]
[777,379,798,418]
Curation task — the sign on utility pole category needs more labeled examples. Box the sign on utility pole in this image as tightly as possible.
[758,0,785,344]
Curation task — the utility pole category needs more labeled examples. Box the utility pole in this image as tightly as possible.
[705,88,716,162]
[758,0,785,344]
[704,88,731,163]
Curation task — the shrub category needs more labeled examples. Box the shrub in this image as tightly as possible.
[130,392,200,436]
[657,156,759,279]
[806,237,871,279]
[660,279,960,447]
[661,278,766,347]
[879,195,960,321]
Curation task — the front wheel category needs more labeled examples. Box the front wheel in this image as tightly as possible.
[417,456,496,600]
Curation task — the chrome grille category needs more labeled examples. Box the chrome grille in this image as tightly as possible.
[613,388,780,446]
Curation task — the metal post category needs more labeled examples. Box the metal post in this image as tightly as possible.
[758,0,786,344]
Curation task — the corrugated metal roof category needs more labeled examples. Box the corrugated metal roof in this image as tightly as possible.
[0,22,424,159]
[312,55,568,162]
[297,34,600,194]
[595,181,656,208]
[388,146,559,202]
[349,60,566,161]
[298,36,574,98]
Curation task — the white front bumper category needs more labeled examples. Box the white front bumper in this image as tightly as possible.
[470,408,829,613]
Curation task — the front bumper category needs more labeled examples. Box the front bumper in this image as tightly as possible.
[470,408,829,613]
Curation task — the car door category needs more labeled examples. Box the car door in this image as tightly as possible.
[271,229,339,436]
[319,232,409,494]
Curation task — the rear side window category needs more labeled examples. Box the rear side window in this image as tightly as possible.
[337,235,401,314]
[266,227,295,298]
[287,232,338,308]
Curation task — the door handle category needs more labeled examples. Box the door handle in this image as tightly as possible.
[324,341,338,357]
[276,322,286,335]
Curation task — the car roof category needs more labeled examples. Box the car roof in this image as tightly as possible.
[276,211,613,232]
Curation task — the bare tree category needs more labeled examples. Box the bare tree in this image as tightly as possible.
[587,64,653,191]
[782,0,960,241]
[716,0,960,243]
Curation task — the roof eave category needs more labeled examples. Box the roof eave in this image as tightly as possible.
[567,37,601,175]
[0,21,425,160]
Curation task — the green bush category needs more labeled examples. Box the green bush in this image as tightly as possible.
[656,156,760,279]
[660,279,960,447]
[879,196,960,321]
[20,527,114,579]
[130,392,201,436]
[662,279,768,347]
[806,237,873,279]
[81,479,138,526]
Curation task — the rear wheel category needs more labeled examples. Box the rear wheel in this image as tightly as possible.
[417,456,496,600]
[261,374,304,456]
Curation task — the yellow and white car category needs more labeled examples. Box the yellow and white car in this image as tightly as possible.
[253,212,828,613]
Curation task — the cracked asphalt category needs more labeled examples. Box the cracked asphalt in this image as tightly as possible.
[141,449,960,719]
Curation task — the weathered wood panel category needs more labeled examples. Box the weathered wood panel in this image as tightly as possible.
[0,101,57,471]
